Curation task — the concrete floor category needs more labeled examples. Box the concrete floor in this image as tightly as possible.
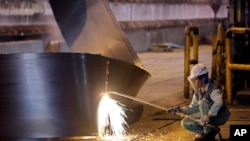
[124,45,250,141]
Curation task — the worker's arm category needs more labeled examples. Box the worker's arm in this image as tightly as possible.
[182,93,199,114]
[208,89,224,117]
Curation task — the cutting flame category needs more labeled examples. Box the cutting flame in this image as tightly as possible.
[98,92,128,139]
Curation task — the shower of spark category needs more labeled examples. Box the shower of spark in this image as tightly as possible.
[97,60,129,140]
[97,92,128,138]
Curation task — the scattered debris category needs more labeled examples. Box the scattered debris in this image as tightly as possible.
[148,43,183,52]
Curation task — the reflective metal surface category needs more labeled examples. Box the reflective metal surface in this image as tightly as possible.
[49,0,86,47]
[0,136,97,141]
[49,0,143,68]
[0,53,150,139]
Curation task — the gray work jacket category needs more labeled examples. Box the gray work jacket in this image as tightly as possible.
[182,81,224,116]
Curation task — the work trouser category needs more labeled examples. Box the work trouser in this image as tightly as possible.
[180,100,230,134]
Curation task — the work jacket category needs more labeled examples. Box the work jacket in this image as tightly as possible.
[182,80,226,116]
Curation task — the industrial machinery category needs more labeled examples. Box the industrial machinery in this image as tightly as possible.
[184,0,250,105]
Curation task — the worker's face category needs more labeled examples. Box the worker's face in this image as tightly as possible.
[188,77,202,93]
[193,78,202,88]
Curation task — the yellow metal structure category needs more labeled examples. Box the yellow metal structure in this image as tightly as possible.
[184,26,199,98]
[225,27,250,105]
[212,23,226,85]
[184,0,250,106]
[185,25,250,105]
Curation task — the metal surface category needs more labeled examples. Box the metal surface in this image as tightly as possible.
[49,0,86,47]
[0,53,150,139]
[49,0,143,68]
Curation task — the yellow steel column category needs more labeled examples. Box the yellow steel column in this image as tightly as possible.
[184,26,199,99]
[211,28,218,81]
[213,24,225,84]
[225,37,232,105]
[184,27,191,99]
[192,32,199,62]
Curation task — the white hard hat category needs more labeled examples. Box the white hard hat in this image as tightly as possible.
[188,64,208,79]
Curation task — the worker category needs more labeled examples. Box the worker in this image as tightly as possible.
[167,63,230,141]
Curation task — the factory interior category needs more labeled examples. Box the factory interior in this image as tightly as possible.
[0,0,250,141]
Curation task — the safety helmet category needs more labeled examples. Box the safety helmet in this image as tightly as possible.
[188,63,208,80]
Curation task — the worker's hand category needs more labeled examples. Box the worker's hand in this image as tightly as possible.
[196,115,210,126]
[167,106,181,115]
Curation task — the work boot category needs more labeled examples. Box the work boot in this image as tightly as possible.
[194,128,218,141]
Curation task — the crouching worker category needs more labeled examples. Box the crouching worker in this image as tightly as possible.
[167,63,230,141]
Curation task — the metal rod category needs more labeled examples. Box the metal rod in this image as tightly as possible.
[109,91,223,140]
[109,91,201,122]
[109,91,168,111]
[109,92,202,122]
[109,91,200,121]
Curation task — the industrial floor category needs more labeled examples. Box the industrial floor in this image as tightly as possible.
[124,45,250,141]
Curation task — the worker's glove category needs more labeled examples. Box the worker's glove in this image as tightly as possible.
[167,106,181,115]
[196,115,210,126]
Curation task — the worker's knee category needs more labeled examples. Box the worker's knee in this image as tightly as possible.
[181,118,193,130]
[181,117,204,134]
[181,118,187,129]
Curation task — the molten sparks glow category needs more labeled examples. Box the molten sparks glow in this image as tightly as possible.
[98,92,128,139]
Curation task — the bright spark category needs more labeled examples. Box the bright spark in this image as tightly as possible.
[98,92,128,139]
